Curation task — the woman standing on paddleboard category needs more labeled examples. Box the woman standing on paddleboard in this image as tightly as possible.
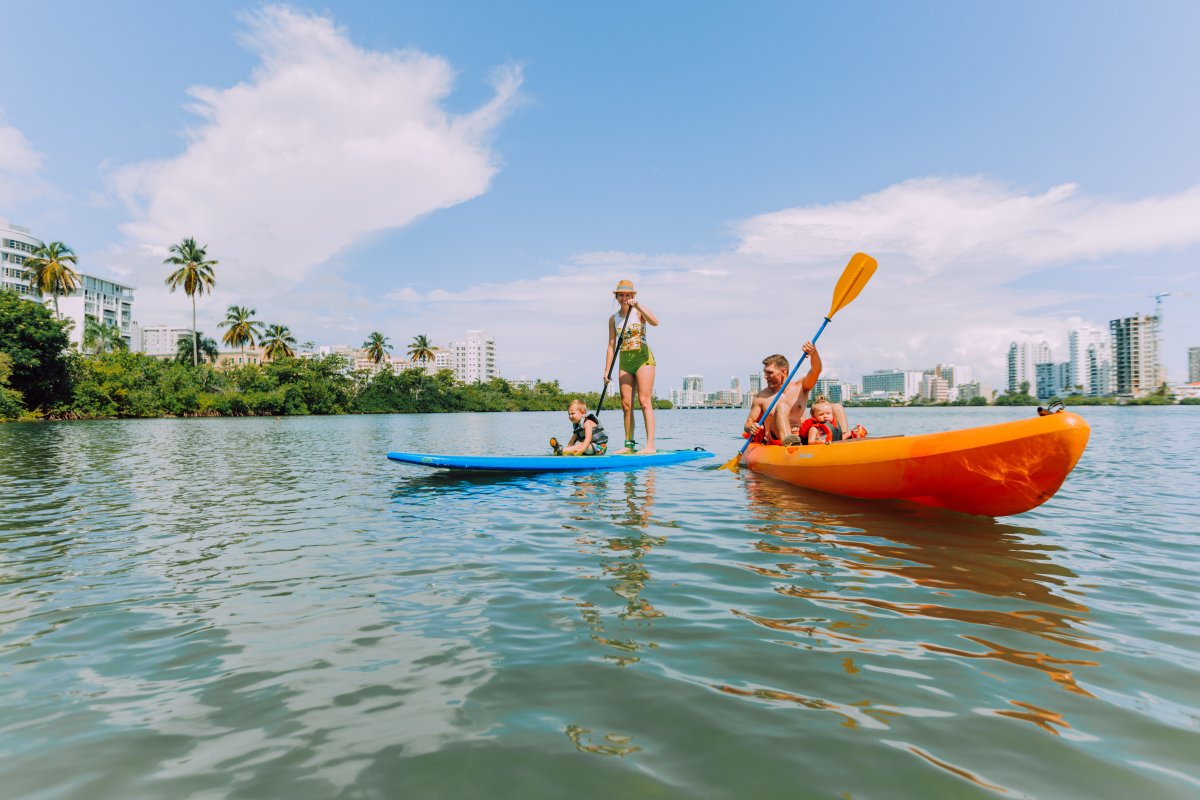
[604,279,659,454]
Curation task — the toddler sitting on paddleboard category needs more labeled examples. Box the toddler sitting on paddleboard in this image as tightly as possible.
[551,399,609,455]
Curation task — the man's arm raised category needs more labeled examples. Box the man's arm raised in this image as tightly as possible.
[801,342,823,393]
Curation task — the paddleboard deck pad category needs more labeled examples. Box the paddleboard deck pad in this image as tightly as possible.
[387,449,713,472]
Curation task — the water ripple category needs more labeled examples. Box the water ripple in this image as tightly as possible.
[2,409,1199,798]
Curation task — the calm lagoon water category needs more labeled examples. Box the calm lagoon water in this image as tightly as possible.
[2,407,1198,799]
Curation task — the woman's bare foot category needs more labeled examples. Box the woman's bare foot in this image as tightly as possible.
[639,445,657,454]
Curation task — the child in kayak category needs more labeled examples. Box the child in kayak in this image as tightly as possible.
[792,396,867,445]
[551,399,609,455]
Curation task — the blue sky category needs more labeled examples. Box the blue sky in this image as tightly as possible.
[2,1,1198,391]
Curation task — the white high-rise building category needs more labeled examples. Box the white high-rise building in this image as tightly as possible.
[140,325,193,356]
[675,374,705,406]
[2,219,40,298]
[813,378,853,404]
[1110,315,1160,397]
[451,329,497,383]
[1086,339,1115,397]
[957,382,994,403]
[2,219,136,349]
[1007,340,1051,393]
[936,363,971,387]
[56,274,136,349]
[1067,325,1110,396]
[920,373,951,402]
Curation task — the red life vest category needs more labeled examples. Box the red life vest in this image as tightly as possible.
[798,418,833,444]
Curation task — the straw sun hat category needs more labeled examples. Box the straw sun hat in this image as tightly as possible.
[613,279,637,294]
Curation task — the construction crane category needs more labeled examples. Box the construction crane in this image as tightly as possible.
[1148,291,1192,318]
[1146,292,1191,388]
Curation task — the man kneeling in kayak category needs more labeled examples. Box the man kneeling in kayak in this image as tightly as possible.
[743,345,855,445]
[744,344,822,445]
[551,398,609,455]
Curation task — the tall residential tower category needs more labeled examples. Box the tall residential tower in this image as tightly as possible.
[1109,315,1160,397]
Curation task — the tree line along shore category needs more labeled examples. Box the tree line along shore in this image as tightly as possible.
[3,289,1186,422]
[1,288,677,420]
[7,236,1190,421]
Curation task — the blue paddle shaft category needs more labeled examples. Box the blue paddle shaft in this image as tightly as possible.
[739,316,831,455]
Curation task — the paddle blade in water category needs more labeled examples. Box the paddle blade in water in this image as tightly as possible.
[828,252,878,319]
[718,452,741,472]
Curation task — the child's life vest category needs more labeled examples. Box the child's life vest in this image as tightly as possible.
[573,413,608,446]
[798,418,838,444]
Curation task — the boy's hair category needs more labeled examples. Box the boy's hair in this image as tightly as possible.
[568,398,588,412]
[811,395,832,409]
[762,354,789,371]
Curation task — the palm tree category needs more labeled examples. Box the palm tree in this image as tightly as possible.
[83,317,128,354]
[218,305,263,362]
[363,331,392,365]
[261,324,297,361]
[163,238,218,366]
[408,334,435,365]
[23,241,80,320]
[175,331,220,364]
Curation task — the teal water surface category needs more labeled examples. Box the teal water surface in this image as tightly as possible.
[2,407,1198,798]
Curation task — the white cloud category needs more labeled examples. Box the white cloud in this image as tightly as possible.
[737,177,1200,272]
[0,118,47,206]
[379,178,1200,390]
[109,4,521,325]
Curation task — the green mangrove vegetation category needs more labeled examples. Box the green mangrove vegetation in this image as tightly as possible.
[0,289,670,420]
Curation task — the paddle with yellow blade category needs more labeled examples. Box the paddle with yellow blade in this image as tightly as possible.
[719,252,878,472]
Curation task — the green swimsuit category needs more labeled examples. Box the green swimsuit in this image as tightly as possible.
[614,310,655,373]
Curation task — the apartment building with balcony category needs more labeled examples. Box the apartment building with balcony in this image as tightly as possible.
[451,329,497,383]
[2,219,40,298]
[2,218,136,349]
[1110,314,1160,397]
[57,274,136,350]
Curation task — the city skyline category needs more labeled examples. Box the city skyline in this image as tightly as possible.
[2,3,1199,391]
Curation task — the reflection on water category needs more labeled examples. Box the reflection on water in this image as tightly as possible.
[566,471,662,666]
[732,474,1099,742]
[4,410,1200,799]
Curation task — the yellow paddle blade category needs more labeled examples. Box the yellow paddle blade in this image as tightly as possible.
[720,252,876,478]
[828,252,878,319]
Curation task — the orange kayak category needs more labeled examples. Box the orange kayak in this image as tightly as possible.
[742,412,1090,517]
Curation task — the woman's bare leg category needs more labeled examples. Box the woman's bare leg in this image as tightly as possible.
[636,364,656,453]
[619,370,636,451]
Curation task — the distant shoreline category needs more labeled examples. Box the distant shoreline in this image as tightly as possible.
[7,401,1198,425]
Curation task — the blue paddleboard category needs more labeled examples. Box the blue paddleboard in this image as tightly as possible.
[386,449,713,472]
